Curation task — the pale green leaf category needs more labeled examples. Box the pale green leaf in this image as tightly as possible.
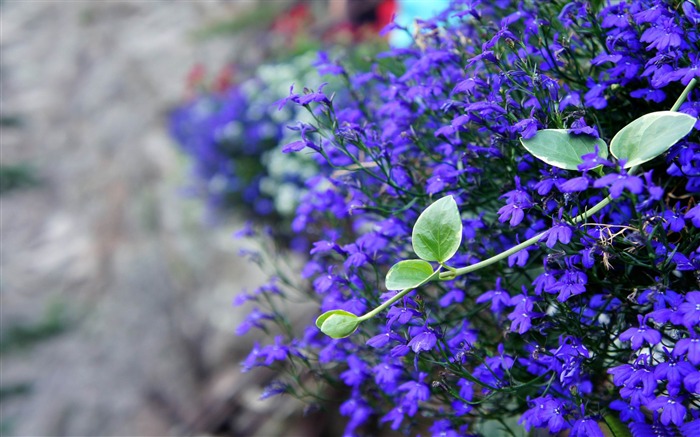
[610,111,696,168]
[316,309,355,329]
[385,259,436,291]
[412,196,462,263]
[520,129,608,170]
[317,310,359,339]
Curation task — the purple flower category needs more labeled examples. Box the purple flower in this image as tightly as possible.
[578,147,614,171]
[430,420,459,437]
[549,268,587,302]
[661,204,686,232]
[683,1,700,24]
[679,291,700,328]
[339,395,372,433]
[648,395,687,426]
[560,176,590,192]
[407,328,438,353]
[648,292,685,325]
[633,3,666,24]
[685,204,700,227]
[619,316,661,350]
[508,307,535,334]
[541,223,573,248]
[439,288,465,307]
[584,81,608,109]
[498,203,525,226]
[609,400,645,422]
[259,380,288,399]
[630,87,667,103]
[399,373,430,404]
[513,117,539,139]
[366,331,402,348]
[314,52,345,76]
[570,417,604,437]
[508,247,530,267]
[297,83,330,105]
[259,336,289,366]
[386,303,420,327]
[274,84,300,110]
[374,362,402,386]
[568,117,599,137]
[283,121,319,153]
[593,172,644,198]
[673,336,700,364]
[380,406,405,430]
[524,397,569,433]
[236,307,273,335]
[684,371,700,393]
[340,355,369,387]
[476,278,512,312]
[640,17,683,51]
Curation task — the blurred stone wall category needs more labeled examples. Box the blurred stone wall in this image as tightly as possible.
[0,1,318,435]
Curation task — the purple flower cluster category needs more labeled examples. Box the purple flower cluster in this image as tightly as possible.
[238,1,700,435]
[170,85,287,217]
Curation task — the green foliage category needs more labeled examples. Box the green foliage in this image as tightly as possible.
[385,259,436,291]
[0,382,31,403]
[0,115,23,127]
[0,303,69,355]
[609,111,697,168]
[411,195,462,263]
[520,129,608,170]
[0,164,37,195]
[192,4,285,40]
[316,310,359,339]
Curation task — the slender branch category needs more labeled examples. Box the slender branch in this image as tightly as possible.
[671,78,697,112]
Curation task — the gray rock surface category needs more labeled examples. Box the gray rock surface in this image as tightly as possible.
[0,2,309,435]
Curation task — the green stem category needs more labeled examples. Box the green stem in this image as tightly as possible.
[441,192,615,279]
[358,269,441,321]
[358,286,415,321]
[671,78,697,112]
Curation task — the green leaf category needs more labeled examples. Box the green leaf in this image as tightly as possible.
[520,129,608,170]
[385,259,436,290]
[412,195,462,263]
[316,310,359,339]
[610,111,696,168]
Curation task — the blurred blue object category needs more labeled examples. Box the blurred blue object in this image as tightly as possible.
[389,0,451,47]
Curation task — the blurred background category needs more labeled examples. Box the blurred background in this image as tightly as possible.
[0,1,414,435]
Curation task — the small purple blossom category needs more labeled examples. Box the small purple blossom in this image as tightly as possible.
[619,316,661,350]
[407,327,438,353]
[648,395,687,426]
[541,223,573,248]
[593,172,644,198]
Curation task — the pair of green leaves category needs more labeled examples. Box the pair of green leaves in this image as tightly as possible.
[520,111,696,170]
[315,196,463,339]
[385,195,462,290]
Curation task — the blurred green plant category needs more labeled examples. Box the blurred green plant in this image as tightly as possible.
[191,3,287,41]
[0,302,71,434]
[0,302,70,355]
[0,164,38,195]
